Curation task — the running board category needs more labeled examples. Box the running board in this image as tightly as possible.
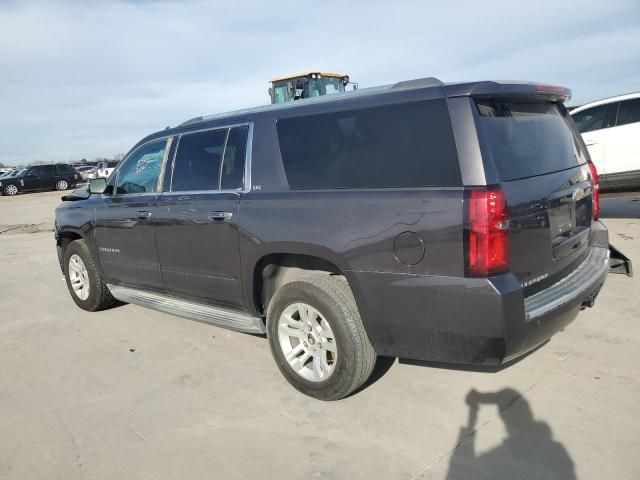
[107,284,265,334]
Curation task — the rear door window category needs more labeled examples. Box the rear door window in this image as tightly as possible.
[171,126,248,192]
[571,103,618,133]
[276,99,461,189]
[475,101,587,181]
[616,98,640,126]
[171,129,227,192]
[220,126,248,190]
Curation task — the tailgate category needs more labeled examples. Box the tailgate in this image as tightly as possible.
[473,99,595,293]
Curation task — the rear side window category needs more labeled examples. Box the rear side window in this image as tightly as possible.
[617,98,640,126]
[476,101,587,182]
[56,164,74,174]
[276,99,461,189]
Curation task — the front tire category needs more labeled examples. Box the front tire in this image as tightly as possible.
[3,184,18,196]
[56,179,69,191]
[64,239,115,311]
[267,272,376,400]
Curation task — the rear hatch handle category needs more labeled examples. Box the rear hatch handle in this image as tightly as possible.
[609,244,633,276]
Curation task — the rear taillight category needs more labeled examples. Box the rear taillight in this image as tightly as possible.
[466,187,509,277]
[587,161,599,220]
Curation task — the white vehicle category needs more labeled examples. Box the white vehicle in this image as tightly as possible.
[571,92,640,190]
[96,160,119,178]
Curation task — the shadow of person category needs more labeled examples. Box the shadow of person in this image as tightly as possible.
[446,388,576,480]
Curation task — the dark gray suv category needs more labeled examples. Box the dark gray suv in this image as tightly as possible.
[54,78,630,400]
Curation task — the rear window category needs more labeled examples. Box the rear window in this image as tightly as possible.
[276,99,461,189]
[475,101,587,181]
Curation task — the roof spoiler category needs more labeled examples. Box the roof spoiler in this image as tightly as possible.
[445,81,571,103]
[391,77,444,90]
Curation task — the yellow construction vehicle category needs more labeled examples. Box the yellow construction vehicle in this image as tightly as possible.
[268,72,357,104]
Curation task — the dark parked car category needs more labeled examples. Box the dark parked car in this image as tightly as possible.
[55,78,631,400]
[1,164,80,196]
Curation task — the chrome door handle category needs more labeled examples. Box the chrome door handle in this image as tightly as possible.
[137,210,152,219]
[209,211,233,221]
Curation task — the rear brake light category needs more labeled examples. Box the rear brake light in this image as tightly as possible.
[466,187,509,277]
[587,161,599,220]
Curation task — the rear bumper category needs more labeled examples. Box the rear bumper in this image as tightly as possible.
[351,222,612,365]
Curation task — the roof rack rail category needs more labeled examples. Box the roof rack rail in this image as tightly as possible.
[391,77,444,90]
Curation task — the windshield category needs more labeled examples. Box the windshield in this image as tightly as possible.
[475,101,588,181]
[306,77,344,98]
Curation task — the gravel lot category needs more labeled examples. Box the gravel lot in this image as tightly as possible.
[1,190,639,480]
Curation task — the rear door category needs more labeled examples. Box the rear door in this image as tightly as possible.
[94,138,170,289]
[474,99,594,292]
[155,125,248,309]
[40,165,58,189]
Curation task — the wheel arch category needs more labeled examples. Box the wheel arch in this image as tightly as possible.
[247,246,370,336]
[55,228,105,277]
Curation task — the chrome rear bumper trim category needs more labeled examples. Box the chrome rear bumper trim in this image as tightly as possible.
[524,247,609,321]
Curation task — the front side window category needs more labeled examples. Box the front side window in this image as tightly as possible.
[115,140,166,195]
[277,99,461,189]
[617,98,640,126]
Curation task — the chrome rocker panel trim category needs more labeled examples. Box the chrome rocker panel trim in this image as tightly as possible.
[108,284,265,334]
[524,246,609,321]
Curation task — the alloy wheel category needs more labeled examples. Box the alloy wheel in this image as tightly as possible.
[68,254,90,300]
[277,302,337,382]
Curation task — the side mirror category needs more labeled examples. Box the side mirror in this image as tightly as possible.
[88,177,108,194]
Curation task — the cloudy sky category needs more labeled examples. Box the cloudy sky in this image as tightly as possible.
[1,0,639,165]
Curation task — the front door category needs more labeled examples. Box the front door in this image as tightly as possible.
[20,166,46,191]
[155,125,249,309]
[94,138,170,289]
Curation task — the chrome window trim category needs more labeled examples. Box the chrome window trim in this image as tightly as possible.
[218,128,231,190]
[168,122,252,195]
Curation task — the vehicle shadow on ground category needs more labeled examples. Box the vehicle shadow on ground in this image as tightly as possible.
[444,388,576,480]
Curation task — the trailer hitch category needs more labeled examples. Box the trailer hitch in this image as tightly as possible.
[609,244,633,277]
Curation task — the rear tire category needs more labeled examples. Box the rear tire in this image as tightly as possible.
[3,184,18,196]
[267,272,376,400]
[56,179,69,191]
[64,239,115,311]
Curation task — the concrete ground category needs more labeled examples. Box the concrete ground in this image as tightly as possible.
[0,190,639,480]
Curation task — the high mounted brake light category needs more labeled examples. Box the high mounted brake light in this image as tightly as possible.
[587,161,599,220]
[466,187,509,277]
